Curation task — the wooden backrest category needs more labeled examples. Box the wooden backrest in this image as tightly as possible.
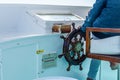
[86,27,120,62]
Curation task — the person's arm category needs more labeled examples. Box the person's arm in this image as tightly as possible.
[81,0,106,32]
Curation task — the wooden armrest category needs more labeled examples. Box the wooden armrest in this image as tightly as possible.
[86,27,120,62]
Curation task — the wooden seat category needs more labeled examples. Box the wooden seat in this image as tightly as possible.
[86,27,120,80]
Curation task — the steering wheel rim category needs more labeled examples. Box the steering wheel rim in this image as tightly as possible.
[63,29,86,64]
[59,28,86,71]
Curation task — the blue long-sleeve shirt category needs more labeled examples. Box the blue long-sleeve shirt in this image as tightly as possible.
[81,0,120,38]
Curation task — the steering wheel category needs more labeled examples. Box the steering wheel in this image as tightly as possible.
[58,23,86,71]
